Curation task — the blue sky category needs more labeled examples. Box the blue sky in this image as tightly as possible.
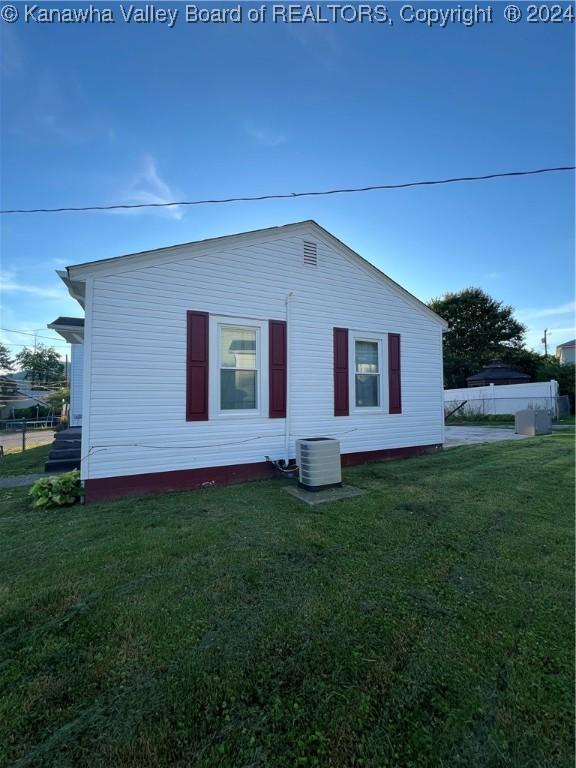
[1,1,574,361]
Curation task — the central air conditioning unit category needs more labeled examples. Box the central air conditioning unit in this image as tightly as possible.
[295,438,342,492]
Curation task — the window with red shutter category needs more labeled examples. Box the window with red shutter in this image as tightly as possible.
[186,311,209,421]
[269,320,287,418]
[388,333,402,414]
[333,327,349,416]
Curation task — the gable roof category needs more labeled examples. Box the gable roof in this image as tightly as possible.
[63,220,448,328]
[556,339,575,348]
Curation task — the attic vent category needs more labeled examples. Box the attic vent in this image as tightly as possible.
[303,241,318,267]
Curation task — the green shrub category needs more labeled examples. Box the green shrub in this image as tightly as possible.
[29,470,81,509]
[14,405,51,419]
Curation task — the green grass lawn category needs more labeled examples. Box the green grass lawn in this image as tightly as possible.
[0,444,51,476]
[1,436,574,768]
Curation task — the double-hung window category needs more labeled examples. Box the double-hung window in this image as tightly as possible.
[354,339,380,408]
[219,325,259,411]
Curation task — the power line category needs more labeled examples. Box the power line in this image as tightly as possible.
[0,341,69,348]
[0,327,71,342]
[1,166,573,215]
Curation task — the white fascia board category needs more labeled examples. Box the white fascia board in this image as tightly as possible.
[57,269,86,309]
[66,222,316,280]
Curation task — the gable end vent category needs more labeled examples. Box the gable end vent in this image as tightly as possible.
[303,241,318,267]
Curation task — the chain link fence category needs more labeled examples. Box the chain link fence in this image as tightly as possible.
[0,418,61,458]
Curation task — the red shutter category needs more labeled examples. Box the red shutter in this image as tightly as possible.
[388,333,402,414]
[269,320,287,418]
[186,311,209,421]
[333,327,349,416]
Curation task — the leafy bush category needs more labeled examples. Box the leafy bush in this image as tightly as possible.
[14,405,51,419]
[29,470,81,509]
[45,386,70,412]
[445,412,513,424]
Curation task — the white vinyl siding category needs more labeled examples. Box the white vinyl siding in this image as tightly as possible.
[80,225,444,480]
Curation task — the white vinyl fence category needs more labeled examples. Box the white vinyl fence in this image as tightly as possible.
[444,380,561,418]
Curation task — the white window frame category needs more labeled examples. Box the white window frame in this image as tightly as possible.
[209,315,268,419]
[349,331,388,414]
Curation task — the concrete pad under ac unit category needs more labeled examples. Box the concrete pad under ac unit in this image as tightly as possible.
[283,484,367,507]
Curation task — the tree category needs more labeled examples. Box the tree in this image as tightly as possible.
[0,342,14,372]
[45,386,70,412]
[15,344,64,386]
[534,357,575,413]
[428,288,526,388]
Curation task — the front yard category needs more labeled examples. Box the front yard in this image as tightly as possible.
[1,436,573,767]
[0,443,51,476]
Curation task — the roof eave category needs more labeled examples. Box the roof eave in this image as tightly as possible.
[47,320,84,344]
[57,269,86,309]
[62,220,448,329]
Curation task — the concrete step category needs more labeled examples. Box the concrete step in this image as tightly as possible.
[52,439,81,449]
[49,447,81,460]
[45,429,82,473]
[45,458,81,473]
[54,428,81,438]
[54,431,81,440]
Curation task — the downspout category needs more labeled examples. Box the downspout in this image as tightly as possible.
[285,291,294,464]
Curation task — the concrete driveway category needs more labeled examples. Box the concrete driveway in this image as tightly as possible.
[444,426,530,449]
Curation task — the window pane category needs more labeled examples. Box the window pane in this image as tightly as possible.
[220,327,256,369]
[221,370,257,410]
[355,374,379,407]
[355,340,379,373]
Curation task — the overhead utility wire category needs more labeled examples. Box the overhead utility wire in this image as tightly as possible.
[0,166,573,215]
[0,327,71,342]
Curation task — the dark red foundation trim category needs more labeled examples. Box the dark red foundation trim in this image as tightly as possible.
[83,444,443,504]
[341,443,442,466]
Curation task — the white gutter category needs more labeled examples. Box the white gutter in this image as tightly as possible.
[284,291,294,464]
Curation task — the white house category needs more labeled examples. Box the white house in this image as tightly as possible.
[555,339,575,365]
[52,221,447,502]
[46,317,84,427]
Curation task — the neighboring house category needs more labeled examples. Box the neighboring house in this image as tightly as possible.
[47,317,84,426]
[0,376,51,420]
[51,220,448,503]
[555,339,575,365]
[0,376,19,419]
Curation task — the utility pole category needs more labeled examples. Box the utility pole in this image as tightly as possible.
[541,329,550,357]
